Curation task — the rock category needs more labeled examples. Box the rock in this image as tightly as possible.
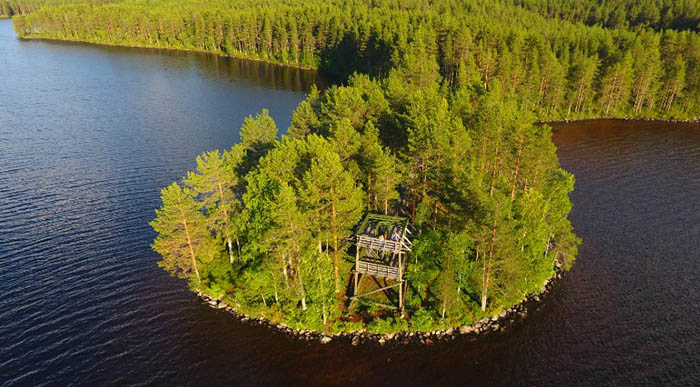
[446,328,454,336]
[320,336,332,344]
[352,336,361,346]
[386,333,395,341]
[498,309,507,319]
[424,338,434,345]
[378,337,387,346]
[459,325,473,335]
[491,323,500,331]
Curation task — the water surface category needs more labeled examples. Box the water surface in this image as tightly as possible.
[2,18,700,386]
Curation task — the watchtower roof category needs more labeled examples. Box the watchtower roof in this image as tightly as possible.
[355,213,412,253]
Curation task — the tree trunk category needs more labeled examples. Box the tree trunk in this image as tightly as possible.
[384,175,389,215]
[367,174,373,209]
[318,266,327,325]
[227,238,234,264]
[481,219,497,312]
[216,182,235,264]
[330,184,340,293]
[296,257,307,311]
[180,208,200,283]
[510,135,524,200]
[634,75,650,114]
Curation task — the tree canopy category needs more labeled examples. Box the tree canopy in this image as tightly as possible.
[10,0,700,120]
[148,70,579,333]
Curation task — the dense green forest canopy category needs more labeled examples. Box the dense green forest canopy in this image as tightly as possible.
[507,0,700,31]
[148,70,579,333]
[9,0,700,120]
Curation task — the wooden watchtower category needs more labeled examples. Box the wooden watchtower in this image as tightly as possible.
[351,214,412,310]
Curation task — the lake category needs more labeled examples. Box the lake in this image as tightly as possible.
[2,19,700,386]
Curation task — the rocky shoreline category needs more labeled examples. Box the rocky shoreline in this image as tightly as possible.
[196,266,565,346]
[542,117,699,125]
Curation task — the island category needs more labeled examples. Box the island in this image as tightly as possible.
[9,0,699,338]
[148,74,579,336]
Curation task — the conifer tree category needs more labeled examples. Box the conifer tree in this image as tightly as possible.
[631,35,662,115]
[598,52,634,116]
[301,136,364,293]
[185,150,242,264]
[239,108,278,171]
[150,183,213,284]
[660,56,686,114]
[289,86,320,139]
[268,182,313,311]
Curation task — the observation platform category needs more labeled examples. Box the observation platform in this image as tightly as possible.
[352,214,413,309]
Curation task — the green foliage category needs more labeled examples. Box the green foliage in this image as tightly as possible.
[108,0,596,332]
[408,309,438,331]
[147,66,580,331]
[150,182,215,284]
[12,0,700,120]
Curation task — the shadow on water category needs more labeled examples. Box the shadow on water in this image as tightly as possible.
[31,37,332,92]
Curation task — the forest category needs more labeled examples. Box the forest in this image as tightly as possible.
[9,0,700,120]
[148,68,579,332]
[6,0,698,332]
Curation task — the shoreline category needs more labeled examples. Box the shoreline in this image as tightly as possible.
[18,34,319,72]
[541,117,700,125]
[196,265,566,346]
[10,37,700,124]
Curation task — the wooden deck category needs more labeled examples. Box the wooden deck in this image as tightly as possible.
[353,213,412,310]
[357,259,401,280]
[357,235,410,252]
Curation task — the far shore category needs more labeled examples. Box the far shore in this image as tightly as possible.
[18,34,318,72]
[12,35,700,126]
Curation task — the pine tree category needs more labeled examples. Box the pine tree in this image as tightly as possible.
[660,55,686,114]
[185,150,241,264]
[631,35,662,115]
[598,52,634,116]
[150,183,213,284]
[301,136,364,293]
[268,182,314,311]
[239,108,279,174]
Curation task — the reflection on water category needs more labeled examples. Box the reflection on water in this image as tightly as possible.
[35,38,328,93]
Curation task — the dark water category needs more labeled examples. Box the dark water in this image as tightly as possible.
[3,18,700,386]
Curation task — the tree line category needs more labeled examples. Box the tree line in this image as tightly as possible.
[1,0,116,17]
[10,0,700,121]
[507,0,700,31]
[150,67,578,332]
